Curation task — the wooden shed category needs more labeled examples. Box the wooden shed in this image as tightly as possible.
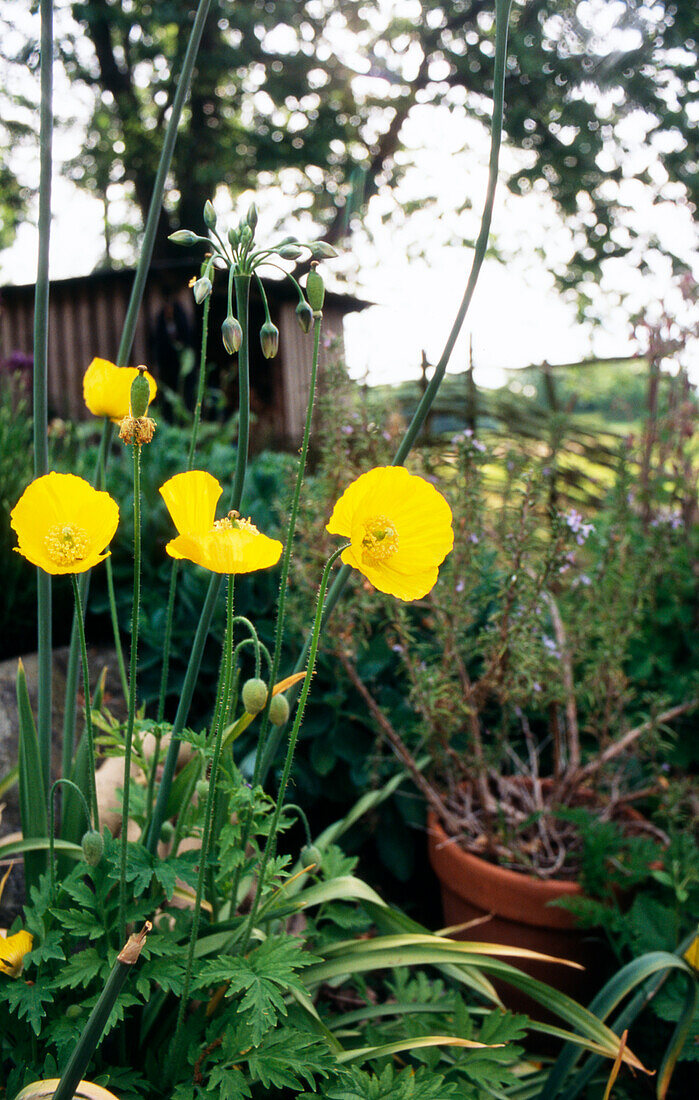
[0,260,368,447]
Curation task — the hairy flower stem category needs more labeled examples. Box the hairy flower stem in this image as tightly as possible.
[119,442,143,943]
[147,275,251,853]
[105,554,129,703]
[156,287,212,723]
[70,577,100,831]
[241,547,345,954]
[171,578,235,1079]
[258,0,514,787]
[34,0,54,796]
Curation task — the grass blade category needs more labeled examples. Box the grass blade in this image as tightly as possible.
[16,659,48,891]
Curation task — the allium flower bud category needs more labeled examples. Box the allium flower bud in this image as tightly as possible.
[268,693,290,726]
[203,200,217,228]
[242,677,268,715]
[192,276,212,304]
[278,244,302,260]
[222,315,243,354]
[169,230,201,246]
[308,241,338,258]
[130,367,151,418]
[245,203,258,233]
[296,300,313,334]
[240,225,253,248]
[306,268,325,312]
[260,320,280,359]
[228,225,240,247]
[81,830,104,867]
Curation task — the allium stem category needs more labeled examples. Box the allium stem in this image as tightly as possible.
[70,576,99,832]
[34,0,54,797]
[119,442,143,942]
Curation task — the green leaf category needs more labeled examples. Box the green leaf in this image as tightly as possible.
[4,974,54,1035]
[25,929,65,967]
[57,946,107,990]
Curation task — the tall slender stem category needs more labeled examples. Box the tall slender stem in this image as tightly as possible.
[34,0,54,796]
[241,547,344,952]
[171,577,234,1077]
[147,273,251,852]
[258,0,514,787]
[157,286,212,721]
[119,443,143,941]
[70,576,99,831]
[60,0,213,785]
[105,553,129,704]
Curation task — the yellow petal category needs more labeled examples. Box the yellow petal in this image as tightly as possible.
[83,358,157,421]
[160,471,222,537]
[0,928,33,977]
[167,527,282,574]
[10,473,119,576]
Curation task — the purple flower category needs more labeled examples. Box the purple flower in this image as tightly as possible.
[455,579,465,592]
[469,533,479,544]
[341,424,353,436]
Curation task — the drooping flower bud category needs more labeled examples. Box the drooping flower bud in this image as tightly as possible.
[81,829,104,867]
[222,315,243,354]
[159,820,175,844]
[130,367,151,418]
[241,677,268,715]
[300,844,322,869]
[169,229,201,246]
[192,276,213,304]
[306,268,325,313]
[296,300,313,334]
[203,200,217,229]
[260,320,280,359]
[268,693,290,726]
[195,778,210,801]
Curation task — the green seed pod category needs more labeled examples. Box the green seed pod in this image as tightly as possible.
[81,829,104,867]
[306,269,325,312]
[169,229,201,246]
[203,199,217,228]
[159,820,175,844]
[195,778,210,801]
[268,692,290,726]
[192,276,212,304]
[295,300,313,334]
[300,844,322,869]
[222,315,243,354]
[129,368,151,418]
[242,677,268,715]
[260,320,280,359]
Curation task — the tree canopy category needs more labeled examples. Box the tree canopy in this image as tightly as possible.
[1,1,696,289]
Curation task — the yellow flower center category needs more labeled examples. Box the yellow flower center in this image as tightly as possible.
[213,512,260,534]
[361,514,399,564]
[44,523,90,566]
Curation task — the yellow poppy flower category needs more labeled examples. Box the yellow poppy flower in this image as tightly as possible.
[0,929,33,977]
[11,472,120,576]
[160,470,283,574]
[83,358,157,421]
[326,466,454,601]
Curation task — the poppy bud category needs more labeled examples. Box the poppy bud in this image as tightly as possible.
[295,300,313,334]
[242,677,268,715]
[159,821,175,844]
[268,693,290,726]
[260,320,279,359]
[130,367,151,418]
[195,778,210,801]
[169,230,201,246]
[81,830,104,867]
[203,200,217,229]
[222,315,243,354]
[192,276,212,304]
[306,268,325,312]
[300,844,322,869]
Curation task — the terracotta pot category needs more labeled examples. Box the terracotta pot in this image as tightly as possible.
[427,810,611,1008]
